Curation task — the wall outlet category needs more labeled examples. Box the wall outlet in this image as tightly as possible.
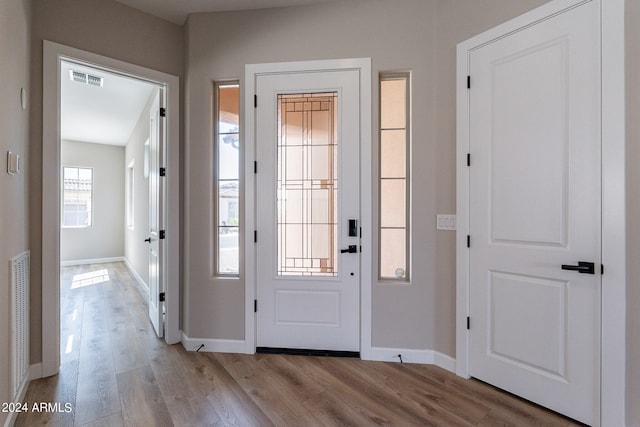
[436,214,456,231]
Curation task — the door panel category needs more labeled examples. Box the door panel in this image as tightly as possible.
[468,2,600,424]
[256,70,360,351]
[148,89,164,338]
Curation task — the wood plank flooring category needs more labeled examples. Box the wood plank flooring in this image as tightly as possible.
[16,262,583,426]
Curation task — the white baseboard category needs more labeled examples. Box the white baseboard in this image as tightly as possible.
[60,256,125,267]
[4,363,40,427]
[368,347,456,373]
[123,258,149,293]
[181,332,245,354]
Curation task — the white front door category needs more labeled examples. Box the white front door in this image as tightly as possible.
[148,89,165,338]
[255,69,361,352]
[467,2,600,425]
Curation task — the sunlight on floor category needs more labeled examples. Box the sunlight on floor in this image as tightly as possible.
[71,269,110,289]
[64,334,74,354]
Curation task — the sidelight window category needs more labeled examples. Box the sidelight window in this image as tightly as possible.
[379,73,410,281]
[214,82,240,276]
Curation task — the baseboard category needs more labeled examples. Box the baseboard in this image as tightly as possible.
[123,258,149,293]
[60,256,125,267]
[369,347,456,373]
[4,363,38,427]
[181,332,245,354]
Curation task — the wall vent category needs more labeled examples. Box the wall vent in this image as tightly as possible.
[70,70,104,87]
[10,251,29,401]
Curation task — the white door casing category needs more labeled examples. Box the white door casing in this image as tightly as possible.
[457,1,610,425]
[255,70,360,351]
[148,89,165,338]
[244,59,372,356]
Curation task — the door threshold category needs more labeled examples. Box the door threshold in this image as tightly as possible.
[256,347,360,358]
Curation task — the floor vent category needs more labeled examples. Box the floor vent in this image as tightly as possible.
[10,250,29,401]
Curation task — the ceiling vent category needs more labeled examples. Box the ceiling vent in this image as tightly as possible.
[69,70,104,87]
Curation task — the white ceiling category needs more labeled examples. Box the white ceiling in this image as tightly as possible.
[114,0,343,25]
[61,61,156,146]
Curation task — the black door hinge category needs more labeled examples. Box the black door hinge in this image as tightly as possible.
[467,75,471,89]
[160,107,166,117]
[467,235,471,248]
[254,95,257,108]
[159,230,165,239]
[467,316,470,330]
[254,230,257,243]
[601,264,604,275]
[159,292,165,302]
[160,167,166,177]
[467,153,471,167]
[254,300,258,313]
[254,161,257,174]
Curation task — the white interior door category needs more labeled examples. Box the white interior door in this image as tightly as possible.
[467,2,601,425]
[255,70,360,352]
[148,89,165,338]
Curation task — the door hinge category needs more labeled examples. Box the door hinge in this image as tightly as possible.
[467,316,470,330]
[601,264,604,275]
[160,107,166,117]
[159,292,165,302]
[254,161,257,174]
[467,153,471,167]
[254,299,257,313]
[254,230,257,243]
[467,235,471,248]
[254,95,257,108]
[467,75,471,89]
[159,230,166,239]
[160,167,166,177]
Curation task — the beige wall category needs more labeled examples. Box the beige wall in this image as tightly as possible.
[0,0,32,423]
[124,93,155,285]
[627,0,640,424]
[61,140,125,262]
[183,0,550,350]
[29,0,184,363]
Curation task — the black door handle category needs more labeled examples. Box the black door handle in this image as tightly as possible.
[561,261,595,274]
[144,238,152,243]
[341,245,358,254]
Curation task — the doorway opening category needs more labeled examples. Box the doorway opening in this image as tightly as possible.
[41,41,180,378]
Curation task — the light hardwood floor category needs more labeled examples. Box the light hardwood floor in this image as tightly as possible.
[16,262,583,427]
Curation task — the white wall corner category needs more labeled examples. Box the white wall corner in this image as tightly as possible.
[29,363,42,381]
[181,332,245,354]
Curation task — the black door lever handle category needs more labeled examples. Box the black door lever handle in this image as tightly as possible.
[341,245,358,254]
[144,238,152,243]
[561,261,595,274]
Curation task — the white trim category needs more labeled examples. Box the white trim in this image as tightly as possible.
[123,258,149,293]
[42,41,181,378]
[60,256,125,267]
[369,347,456,373]
[181,332,245,353]
[29,363,42,381]
[244,58,372,357]
[456,1,626,426]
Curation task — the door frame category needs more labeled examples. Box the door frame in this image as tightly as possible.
[41,41,181,378]
[455,0,625,425]
[244,58,372,357]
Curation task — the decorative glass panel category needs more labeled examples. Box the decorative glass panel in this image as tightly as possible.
[277,93,338,277]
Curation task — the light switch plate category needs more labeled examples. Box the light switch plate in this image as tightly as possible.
[437,214,456,231]
[7,151,20,175]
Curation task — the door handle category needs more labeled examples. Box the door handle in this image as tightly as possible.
[561,261,595,274]
[341,245,358,254]
[144,238,152,243]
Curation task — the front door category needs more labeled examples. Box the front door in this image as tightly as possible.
[467,1,600,424]
[148,89,165,338]
[255,69,361,352]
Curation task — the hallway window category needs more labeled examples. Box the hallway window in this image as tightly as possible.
[379,73,410,281]
[215,82,240,276]
[63,166,93,227]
